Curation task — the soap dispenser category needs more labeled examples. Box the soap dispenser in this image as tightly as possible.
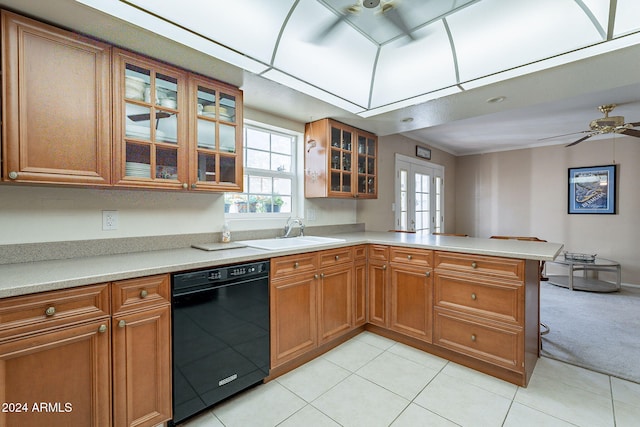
[221,221,231,243]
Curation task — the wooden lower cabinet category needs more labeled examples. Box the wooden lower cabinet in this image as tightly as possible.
[0,275,172,427]
[111,275,171,427]
[354,258,367,327]
[270,248,357,369]
[433,251,539,385]
[389,263,432,342]
[0,319,112,427]
[318,264,353,344]
[270,271,318,367]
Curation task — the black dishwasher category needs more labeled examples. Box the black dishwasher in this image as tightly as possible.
[170,261,269,425]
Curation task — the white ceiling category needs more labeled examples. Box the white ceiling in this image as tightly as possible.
[4,0,640,155]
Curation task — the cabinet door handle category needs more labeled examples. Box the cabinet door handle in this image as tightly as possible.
[293,262,299,269]
[471,262,478,269]
[118,320,126,328]
[335,255,339,261]
[425,271,431,277]
[45,306,56,317]
[140,289,148,299]
[182,183,188,189]
[191,183,197,189]
[471,293,477,300]
[8,171,18,180]
[320,273,325,279]
[98,324,108,333]
[314,274,319,279]
[382,264,387,270]
[471,334,477,342]
[407,255,412,260]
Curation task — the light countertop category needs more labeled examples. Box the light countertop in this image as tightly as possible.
[0,232,563,298]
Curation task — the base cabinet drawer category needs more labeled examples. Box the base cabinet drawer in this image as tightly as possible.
[434,252,524,281]
[434,273,522,324]
[0,284,110,341]
[434,309,523,371]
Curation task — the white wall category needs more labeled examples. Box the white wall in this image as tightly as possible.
[455,136,640,285]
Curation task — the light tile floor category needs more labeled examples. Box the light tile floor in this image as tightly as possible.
[182,332,640,427]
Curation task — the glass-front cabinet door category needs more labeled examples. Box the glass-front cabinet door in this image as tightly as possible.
[329,123,353,197]
[189,74,243,192]
[113,48,187,189]
[355,130,377,198]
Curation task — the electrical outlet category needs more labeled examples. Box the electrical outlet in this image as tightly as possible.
[102,210,118,231]
[307,208,317,221]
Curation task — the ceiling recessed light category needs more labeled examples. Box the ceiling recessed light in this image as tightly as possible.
[486,96,506,104]
[401,117,414,123]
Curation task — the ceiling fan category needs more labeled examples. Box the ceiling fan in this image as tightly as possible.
[314,0,415,42]
[550,104,640,147]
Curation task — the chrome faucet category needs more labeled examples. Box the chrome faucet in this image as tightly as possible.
[283,216,305,238]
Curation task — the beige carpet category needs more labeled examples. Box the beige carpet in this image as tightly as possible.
[540,281,640,384]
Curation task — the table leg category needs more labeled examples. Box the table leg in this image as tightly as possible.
[616,264,622,290]
[569,264,575,290]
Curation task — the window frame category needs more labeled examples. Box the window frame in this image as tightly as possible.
[225,120,300,219]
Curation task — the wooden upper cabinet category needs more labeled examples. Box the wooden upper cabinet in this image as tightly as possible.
[1,10,111,185]
[112,48,244,192]
[188,74,243,192]
[305,118,377,199]
[112,48,188,189]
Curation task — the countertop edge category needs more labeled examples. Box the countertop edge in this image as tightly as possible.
[0,233,563,299]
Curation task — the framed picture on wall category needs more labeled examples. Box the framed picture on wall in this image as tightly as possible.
[568,164,617,214]
[416,145,431,160]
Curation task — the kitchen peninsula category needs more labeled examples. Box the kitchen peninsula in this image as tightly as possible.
[0,232,561,426]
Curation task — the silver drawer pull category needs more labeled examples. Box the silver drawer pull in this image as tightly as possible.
[118,320,126,328]
[382,264,387,270]
[293,262,299,269]
[98,324,107,333]
[140,289,148,299]
[314,274,319,279]
[425,271,431,277]
[471,334,477,342]
[471,293,477,300]
[471,261,478,269]
[45,306,56,317]
[335,255,340,261]
[407,255,413,260]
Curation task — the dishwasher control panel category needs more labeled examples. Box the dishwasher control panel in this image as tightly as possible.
[173,261,269,295]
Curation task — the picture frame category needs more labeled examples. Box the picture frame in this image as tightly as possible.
[568,164,617,214]
[416,145,431,160]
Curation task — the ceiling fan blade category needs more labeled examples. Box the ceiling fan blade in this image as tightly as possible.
[312,13,347,41]
[381,4,416,40]
[566,134,594,147]
[538,130,590,141]
[626,121,640,127]
[619,128,640,138]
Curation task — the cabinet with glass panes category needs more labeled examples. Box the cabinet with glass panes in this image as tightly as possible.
[113,48,187,189]
[189,74,243,191]
[304,118,377,198]
[112,48,242,192]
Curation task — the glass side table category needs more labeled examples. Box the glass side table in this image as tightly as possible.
[547,256,621,292]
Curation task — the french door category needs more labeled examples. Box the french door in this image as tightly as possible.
[394,154,444,233]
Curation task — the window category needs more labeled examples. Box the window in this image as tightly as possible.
[225,123,297,215]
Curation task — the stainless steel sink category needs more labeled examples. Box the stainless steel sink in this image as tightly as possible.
[239,236,346,250]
